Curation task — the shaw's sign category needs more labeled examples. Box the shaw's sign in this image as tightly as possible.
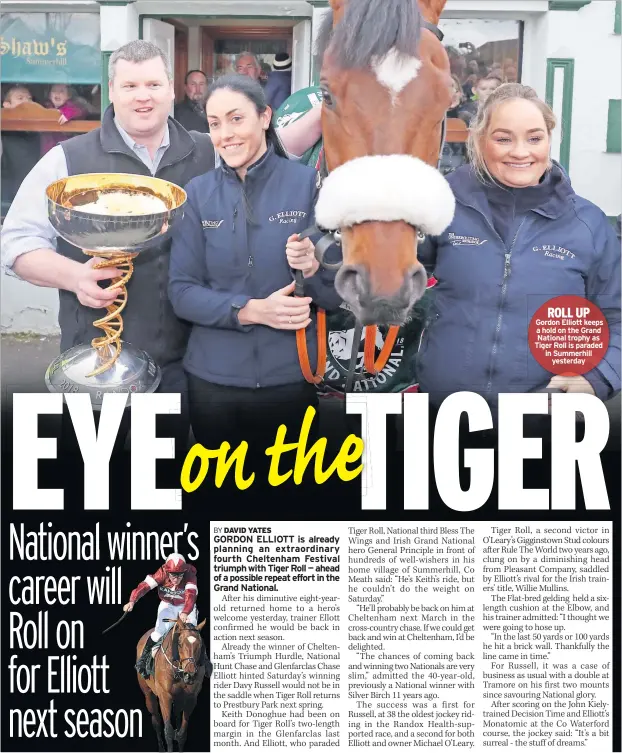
[0,14,99,83]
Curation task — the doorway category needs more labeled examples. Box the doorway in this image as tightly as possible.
[142,16,310,102]
[201,24,292,83]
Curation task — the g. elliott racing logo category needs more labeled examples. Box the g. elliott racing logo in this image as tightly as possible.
[448,232,487,246]
[269,210,308,224]
[532,244,576,261]
[202,220,224,229]
[326,307,405,391]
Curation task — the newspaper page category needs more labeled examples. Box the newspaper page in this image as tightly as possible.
[2,2,621,753]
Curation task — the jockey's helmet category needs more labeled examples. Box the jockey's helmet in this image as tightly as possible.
[164,553,187,574]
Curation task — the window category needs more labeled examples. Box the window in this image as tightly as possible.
[0,12,101,213]
[440,19,523,175]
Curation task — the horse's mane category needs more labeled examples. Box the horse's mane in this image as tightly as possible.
[315,0,422,70]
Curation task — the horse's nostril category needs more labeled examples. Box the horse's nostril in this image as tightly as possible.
[336,265,367,298]
[409,264,428,301]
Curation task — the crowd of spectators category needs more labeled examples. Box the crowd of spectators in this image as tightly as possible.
[174,51,292,133]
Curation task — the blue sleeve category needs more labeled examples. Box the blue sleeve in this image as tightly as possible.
[299,175,343,311]
[168,185,252,331]
[584,215,621,399]
[417,234,439,276]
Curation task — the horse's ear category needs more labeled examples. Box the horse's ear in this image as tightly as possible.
[329,0,346,23]
[418,0,447,25]
[197,619,207,632]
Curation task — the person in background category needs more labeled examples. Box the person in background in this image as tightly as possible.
[447,75,466,120]
[1,85,39,211]
[264,52,293,112]
[489,62,504,79]
[174,69,209,133]
[168,74,341,463]
[461,72,478,101]
[235,51,262,82]
[467,59,480,77]
[41,84,87,155]
[259,61,271,86]
[460,75,502,121]
[417,83,620,410]
[440,75,469,175]
[2,85,33,108]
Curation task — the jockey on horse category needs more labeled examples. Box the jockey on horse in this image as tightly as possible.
[124,553,199,679]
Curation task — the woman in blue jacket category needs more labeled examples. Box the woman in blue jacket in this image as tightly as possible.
[417,83,620,409]
[169,75,340,455]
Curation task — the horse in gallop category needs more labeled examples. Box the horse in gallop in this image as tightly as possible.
[314,0,454,327]
[137,618,212,752]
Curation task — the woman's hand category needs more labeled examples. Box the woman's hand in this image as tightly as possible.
[238,281,312,330]
[546,375,595,395]
[286,234,319,278]
[58,114,68,125]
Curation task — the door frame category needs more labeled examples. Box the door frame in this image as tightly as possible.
[139,14,311,87]
[200,25,293,78]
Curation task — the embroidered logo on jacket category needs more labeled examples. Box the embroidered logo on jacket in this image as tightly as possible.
[202,220,224,229]
[269,210,308,225]
[448,232,487,246]
[532,244,576,261]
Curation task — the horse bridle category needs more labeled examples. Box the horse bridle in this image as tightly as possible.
[295,19,447,391]
[159,623,203,684]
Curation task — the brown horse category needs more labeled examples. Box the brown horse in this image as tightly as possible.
[137,618,211,752]
[314,0,453,326]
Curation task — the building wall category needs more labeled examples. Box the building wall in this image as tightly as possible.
[544,1,620,217]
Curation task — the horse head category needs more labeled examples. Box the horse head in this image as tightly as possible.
[176,618,206,684]
[316,0,454,326]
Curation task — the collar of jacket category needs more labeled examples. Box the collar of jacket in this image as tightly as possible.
[219,143,278,184]
[183,96,207,116]
[448,160,575,222]
[98,104,196,172]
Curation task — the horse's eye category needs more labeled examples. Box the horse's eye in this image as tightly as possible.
[321,88,335,109]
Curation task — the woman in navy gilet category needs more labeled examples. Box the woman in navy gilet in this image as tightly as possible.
[169,75,340,462]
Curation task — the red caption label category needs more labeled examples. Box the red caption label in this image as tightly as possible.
[528,295,609,376]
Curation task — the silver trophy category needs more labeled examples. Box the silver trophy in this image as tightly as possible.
[44,173,187,407]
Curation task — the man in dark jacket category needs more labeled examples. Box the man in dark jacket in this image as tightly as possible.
[1,41,330,455]
[1,41,216,456]
[174,69,209,133]
[264,53,292,112]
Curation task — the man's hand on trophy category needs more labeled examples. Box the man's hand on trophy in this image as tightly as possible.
[72,257,122,308]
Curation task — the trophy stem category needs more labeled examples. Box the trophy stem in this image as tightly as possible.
[83,250,138,377]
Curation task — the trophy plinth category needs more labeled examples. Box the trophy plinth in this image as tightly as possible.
[44,173,187,408]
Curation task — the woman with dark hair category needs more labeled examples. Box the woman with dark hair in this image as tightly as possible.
[169,74,341,461]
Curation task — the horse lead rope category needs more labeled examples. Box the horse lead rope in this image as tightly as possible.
[294,223,400,386]
[295,267,327,384]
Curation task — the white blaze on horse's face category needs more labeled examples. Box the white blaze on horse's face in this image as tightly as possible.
[187,636,197,644]
[372,48,421,103]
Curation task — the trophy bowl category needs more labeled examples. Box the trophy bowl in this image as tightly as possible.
[44,173,187,408]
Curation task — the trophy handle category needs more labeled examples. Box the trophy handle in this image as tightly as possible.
[83,250,138,377]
